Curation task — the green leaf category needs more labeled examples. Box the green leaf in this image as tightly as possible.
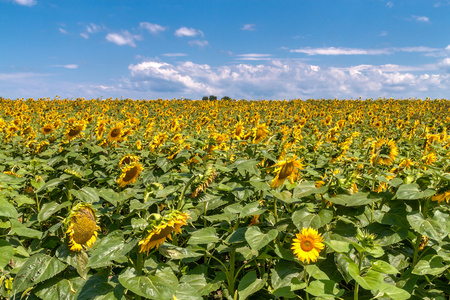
[305,280,344,298]
[159,245,203,260]
[36,178,62,193]
[326,192,382,206]
[76,274,118,300]
[245,226,278,251]
[0,197,18,219]
[35,276,85,300]
[12,254,67,293]
[118,267,178,299]
[292,181,328,200]
[71,187,100,204]
[237,271,265,300]
[98,188,119,206]
[156,185,180,198]
[9,219,43,239]
[240,202,266,218]
[0,240,14,269]
[371,260,399,275]
[270,190,292,203]
[412,255,449,276]
[324,240,352,253]
[378,282,411,300]
[348,262,383,290]
[87,232,136,268]
[15,195,35,206]
[396,183,435,200]
[156,157,175,172]
[38,201,70,222]
[179,274,220,297]
[188,228,220,245]
[292,208,333,230]
[407,212,448,241]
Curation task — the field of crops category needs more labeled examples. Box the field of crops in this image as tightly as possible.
[1,97,450,299]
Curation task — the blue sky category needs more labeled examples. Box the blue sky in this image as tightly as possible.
[1,0,450,100]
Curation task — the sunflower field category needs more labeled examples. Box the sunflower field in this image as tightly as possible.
[1,97,450,299]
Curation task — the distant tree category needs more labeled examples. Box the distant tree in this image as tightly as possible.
[209,95,217,101]
[202,96,209,100]
[221,96,231,101]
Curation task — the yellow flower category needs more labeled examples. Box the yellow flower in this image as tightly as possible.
[270,155,304,188]
[117,162,143,187]
[65,121,86,141]
[118,155,139,169]
[107,123,124,143]
[253,123,269,143]
[431,191,450,204]
[291,227,324,263]
[139,211,189,254]
[40,123,55,135]
[370,138,398,166]
[65,203,100,252]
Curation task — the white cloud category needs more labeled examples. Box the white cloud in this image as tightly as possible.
[188,40,209,47]
[13,0,36,6]
[386,1,394,7]
[123,59,450,99]
[106,31,141,47]
[162,53,188,57]
[380,31,388,37]
[52,64,78,69]
[174,27,203,37]
[235,54,272,61]
[412,15,430,22]
[241,24,256,31]
[139,22,166,34]
[290,46,441,56]
[58,28,68,34]
[86,23,103,34]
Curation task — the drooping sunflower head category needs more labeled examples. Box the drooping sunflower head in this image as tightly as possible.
[40,123,55,135]
[270,155,304,188]
[253,123,269,143]
[138,211,189,254]
[65,203,100,252]
[117,162,143,187]
[118,154,140,169]
[65,121,86,141]
[291,227,324,264]
[370,138,398,166]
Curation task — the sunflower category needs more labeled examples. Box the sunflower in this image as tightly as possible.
[370,138,398,166]
[431,190,450,204]
[138,211,189,254]
[270,155,304,188]
[65,121,86,141]
[117,162,143,187]
[118,154,139,169]
[107,123,124,143]
[253,123,269,143]
[65,203,100,252]
[291,227,324,263]
[40,123,55,135]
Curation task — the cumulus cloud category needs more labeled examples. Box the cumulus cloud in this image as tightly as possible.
[139,22,166,34]
[412,15,430,22]
[174,27,203,37]
[13,0,36,6]
[80,23,104,39]
[123,59,450,99]
[241,24,256,31]
[58,28,68,34]
[106,31,141,47]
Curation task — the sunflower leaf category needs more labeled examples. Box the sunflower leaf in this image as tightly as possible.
[237,271,266,300]
[0,197,18,219]
[245,226,278,251]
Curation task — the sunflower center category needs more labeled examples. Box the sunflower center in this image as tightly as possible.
[123,166,139,182]
[150,225,174,241]
[72,208,96,244]
[300,237,315,252]
[110,128,121,137]
[278,162,294,180]
[68,126,82,137]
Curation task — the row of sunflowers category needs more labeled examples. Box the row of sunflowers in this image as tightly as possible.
[1,97,450,299]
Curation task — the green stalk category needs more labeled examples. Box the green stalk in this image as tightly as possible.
[354,251,365,300]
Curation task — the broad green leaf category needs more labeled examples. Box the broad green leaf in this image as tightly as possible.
[156,185,179,198]
[0,198,18,219]
[396,183,435,200]
[75,274,118,300]
[407,212,448,241]
[348,262,383,290]
[324,240,352,253]
[35,276,85,300]
[326,192,382,207]
[305,265,330,280]
[237,271,265,300]
[118,267,178,299]
[15,195,35,206]
[412,255,449,276]
[371,260,399,275]
[292,181,328,200]
[9,219,43,239]
[71,187,100,204]
[245,226,278,251]
[292,208,333,230]
[305,280,344,298]
[87,232,137,268]
[179,274,220,297]
[240,202,266,218]
[12,254,67,293]
[378,282,411,300]
[36,178,62,193]
[0,240,14,269]
[38,201,70,222]
[156,157,174,172]
[188,227,219,245]
[98,188,119,206]
[159,245,203,260]
[270,190,292,203]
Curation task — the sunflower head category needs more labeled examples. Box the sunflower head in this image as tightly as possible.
[65,203,100,252]
[270,155,304,188]
[138,211,189,254]
[291,227,324,263]
[118,155,140,169]
[108,123,124,142]
[117,162,143,187]
[40,123,55,135]
[65,121,86,141]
